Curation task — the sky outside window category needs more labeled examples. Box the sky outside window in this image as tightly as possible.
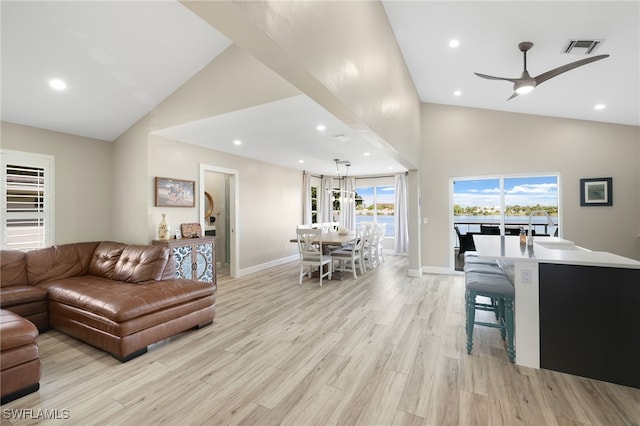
[454,176,557,209]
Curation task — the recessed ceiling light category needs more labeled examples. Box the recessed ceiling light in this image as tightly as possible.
[233,140,242,146]
[454,90,462,96]
[49,78,67,91]
[363,152,371,157]
[316,124,326,131]
[298,159,304,164]
[594,104,606,110]
[449,39,460,48]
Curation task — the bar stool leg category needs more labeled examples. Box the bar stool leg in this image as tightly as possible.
[504,297,515,363]
[465,289,476,354]
[498,298,506,340]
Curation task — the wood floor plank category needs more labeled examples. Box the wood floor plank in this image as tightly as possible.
[424,356,460,425]
[3,255,639,425]
[458,390,491,426]
[396,333,440,417]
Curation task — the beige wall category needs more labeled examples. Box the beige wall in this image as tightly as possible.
[422,103,640,269]
[148,136,301,271]
[108,44,304,272]
[0,121,114,244]
[111,44,301,245]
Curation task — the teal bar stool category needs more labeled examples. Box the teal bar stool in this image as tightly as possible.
[463,262,507,276]
[465,271,515,363]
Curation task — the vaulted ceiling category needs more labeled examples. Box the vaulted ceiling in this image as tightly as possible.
[2,1,638,176]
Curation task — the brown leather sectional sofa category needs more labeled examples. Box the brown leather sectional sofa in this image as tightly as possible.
[0,241,216,403]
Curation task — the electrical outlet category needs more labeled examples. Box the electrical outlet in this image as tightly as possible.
[521,268,532,284]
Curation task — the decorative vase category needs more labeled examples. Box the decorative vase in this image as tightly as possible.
[158,214,171,240]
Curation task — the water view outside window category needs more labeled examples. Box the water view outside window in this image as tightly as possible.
[454,176,558,236]
[355,185,395,237]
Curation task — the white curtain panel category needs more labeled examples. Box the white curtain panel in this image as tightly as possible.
[394,173,409,253]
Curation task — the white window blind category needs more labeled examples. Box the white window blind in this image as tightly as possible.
[1,150,54,251]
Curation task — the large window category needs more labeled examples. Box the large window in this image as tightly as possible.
[453,174,559,236]
[1,150,54,250]
[355,184,395,237]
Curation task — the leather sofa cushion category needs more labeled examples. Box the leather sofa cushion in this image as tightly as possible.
[0,310,38,350]
[40,276,215,322]
[113,245,170,283]
[25,242,100,285]
[88,241,126,279]
[0,286,48,307]
[0,251,27,287]
[1,343,40,370]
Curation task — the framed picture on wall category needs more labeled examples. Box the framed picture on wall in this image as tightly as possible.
[155,177,195,207]
[580,177,612,206]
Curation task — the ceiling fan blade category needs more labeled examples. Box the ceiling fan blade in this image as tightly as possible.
[534,54,610,85]
[507,92,519,101]
[474,72,519,83]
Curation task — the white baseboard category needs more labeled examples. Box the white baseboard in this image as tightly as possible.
[237,255,298,277]
[421,265,454,275]
[407,268,422,277]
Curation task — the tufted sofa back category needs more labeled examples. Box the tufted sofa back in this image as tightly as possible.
[0,251,27,287]
[25,242,100,285]
[112,244,171,283]
[3,241,175,286]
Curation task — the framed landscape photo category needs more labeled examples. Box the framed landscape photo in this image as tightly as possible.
[155,177,195,207]
[580,177,612,206]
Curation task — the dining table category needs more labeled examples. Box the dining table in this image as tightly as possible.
[290,231,356,247]
[291,231,357,280]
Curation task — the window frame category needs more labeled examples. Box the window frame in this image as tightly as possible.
[1,149,55,250]
[355,176,396,238]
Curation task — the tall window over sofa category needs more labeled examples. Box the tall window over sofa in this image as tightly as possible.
[1,150,54,250]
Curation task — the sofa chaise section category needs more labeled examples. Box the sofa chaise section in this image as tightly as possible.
[0,309,41,404]
[42,275,215,362]
[1,241,216,364]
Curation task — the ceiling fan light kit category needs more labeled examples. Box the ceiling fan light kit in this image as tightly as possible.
[475,41,609,100]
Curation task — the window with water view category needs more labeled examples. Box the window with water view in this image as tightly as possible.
[454,175,559,237]
[355,185,395,237]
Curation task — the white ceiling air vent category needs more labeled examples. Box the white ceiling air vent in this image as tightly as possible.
[333,134,351,142]
[562,39,603,55]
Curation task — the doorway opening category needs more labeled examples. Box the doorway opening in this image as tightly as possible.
[200,164,239,280]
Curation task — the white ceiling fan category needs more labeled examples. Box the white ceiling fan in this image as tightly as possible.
[475,41,610,100]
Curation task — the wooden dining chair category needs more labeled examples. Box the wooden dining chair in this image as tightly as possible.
[361,223,376,271]
[331,227,365,279]
[296,228,332,286]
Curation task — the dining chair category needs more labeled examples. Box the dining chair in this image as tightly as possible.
[361,223,376,271]
[331,227,365,279]
[296,228,332,286]
[375,223,386,264]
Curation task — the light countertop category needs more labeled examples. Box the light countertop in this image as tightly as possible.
[473,235,640,269]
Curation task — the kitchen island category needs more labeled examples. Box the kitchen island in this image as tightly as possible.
[473,235,640,389]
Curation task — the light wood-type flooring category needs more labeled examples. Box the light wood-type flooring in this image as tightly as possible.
[2,255,639,425]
